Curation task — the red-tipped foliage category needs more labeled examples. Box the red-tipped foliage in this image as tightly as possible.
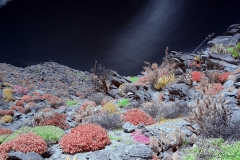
[121,108,155,126]
[218,72,231,83]
[21,95,32,102]
[36,112,69,129]
[0,110,14,116]
[0,133,47,159]
[191,71,203,82]
[0,128,12,135]
[59,124,111,154]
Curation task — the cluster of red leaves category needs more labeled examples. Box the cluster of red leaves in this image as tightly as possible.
[59,124,111,154]
[35,112,69,130]
[21,95,32,102]
[191,71,203,82]
[22,93,64,108]
[0,128,12,135]
[0,133,47,160]
[11,106,25,114]
[217,72,231,83]
[15,100,24,106]
[0,110,14,116]
[121,108,155,126]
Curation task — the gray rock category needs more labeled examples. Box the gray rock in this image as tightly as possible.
[234,82,240,88]
[225,33,240,47]
[208,53,240,65]
[124,144,152,159]
[164,83,199,101]
[225,24,240,36]
[223,80,235,88]
[122,122,136,133]
[8,151,44,160]
[207,36,232,47]
[207,59,239,72]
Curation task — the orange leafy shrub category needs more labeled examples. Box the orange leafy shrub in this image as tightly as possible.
[0,110,14,116]
[0,128,12,135]
[21,95,32,102]
[10,106,25,114]
[15,100,24,106]
[191,71,203,82]
[217,72,231,83]
[0,133,47,160]
[121,108,155,126]
[59,124,111,154]
[34,112,69,129]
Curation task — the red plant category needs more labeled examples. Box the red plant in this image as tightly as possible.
[11,106,25,114]
[218,72,231,83]
[15,100,24,106]
[121,108,155,126]
[191,71,203,82]
[0,128,12,135]
[0,110,14,116]
[41,94,51,100]
[36,112,69,129]
[21,95,32,102]
[13,85,29,95]
[0,133,47,159]
[59,124,111,154]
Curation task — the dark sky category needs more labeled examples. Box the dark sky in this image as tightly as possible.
[0,0,240,76]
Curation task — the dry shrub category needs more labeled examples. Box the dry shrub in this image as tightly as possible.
[184,94,240,141]
[141,61,176,86]
[84,112,123,130]
[73,102,96,125]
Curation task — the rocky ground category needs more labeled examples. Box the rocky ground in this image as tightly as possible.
[0,24,240,160]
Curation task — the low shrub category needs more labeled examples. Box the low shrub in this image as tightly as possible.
[130,129,150,144]
[34,112,69,130]
[129,76,139,83]
[0,128,12,135]
[0,115,12,123]
[121,108,155,126]
[0,109,14,116]
[117,98,130,108]
[33,126,64,143]
[184,94,240,141]
[217,72,231,83]
[84,112,123,130]
[13,85,29,95]
[191,71,203,82]
[153,74,175,90]
[3,88,14,102]
[102,102,118,113]
[65,99,78,107]
[59,124,111,154]
[0,133,47,159]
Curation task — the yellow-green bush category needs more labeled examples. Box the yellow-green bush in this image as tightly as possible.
[0,115,13,123]
[154,74,175,90]
[102,102,118,113]
[3,88,14,102]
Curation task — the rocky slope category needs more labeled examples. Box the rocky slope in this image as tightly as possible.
[0,24,240,160]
